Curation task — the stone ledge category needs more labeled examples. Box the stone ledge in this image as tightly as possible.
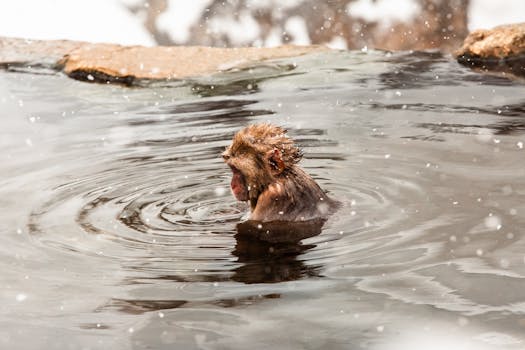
[0,37,327,84]
[455,23,525,77]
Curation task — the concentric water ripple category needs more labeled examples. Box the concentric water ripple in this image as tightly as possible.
[26,126,436,286]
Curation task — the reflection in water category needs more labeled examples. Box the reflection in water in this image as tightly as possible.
[96,220,323,314]
[99,293,282,316]
[232,220,323,284]
[379,51,521,89]
[378,51,450,90]
[189,63,298,97]
[365,101,525,136]
[99,298,188,315]
[235,219,325,243]
[2,51,525,349]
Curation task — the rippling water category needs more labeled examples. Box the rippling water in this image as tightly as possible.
[1,51,525,349]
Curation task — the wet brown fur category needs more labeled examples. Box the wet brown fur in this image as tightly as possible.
[223,123,338,222]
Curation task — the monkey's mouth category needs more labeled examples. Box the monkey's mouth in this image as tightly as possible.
[229,166,249,202]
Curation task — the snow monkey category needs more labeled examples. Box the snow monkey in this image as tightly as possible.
[223,123,339,222]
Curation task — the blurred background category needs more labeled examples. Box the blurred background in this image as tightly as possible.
[1,0,524,52]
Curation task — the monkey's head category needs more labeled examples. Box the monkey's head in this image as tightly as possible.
[222,123,303,204]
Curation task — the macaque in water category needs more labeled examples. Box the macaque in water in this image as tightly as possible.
[223,123,339,222]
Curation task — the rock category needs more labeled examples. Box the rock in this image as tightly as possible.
[60,43,325,84]
[0,37,82,68]
[455,23,525,77]
[0,37,327,84]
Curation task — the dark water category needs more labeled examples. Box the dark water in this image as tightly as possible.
[1,51,525,349]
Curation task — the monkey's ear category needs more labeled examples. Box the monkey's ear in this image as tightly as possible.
[267,149,285,175]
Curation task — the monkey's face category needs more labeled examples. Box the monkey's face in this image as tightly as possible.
[222,147,272,203]
[228,165,249,201]
[223,125,293,204]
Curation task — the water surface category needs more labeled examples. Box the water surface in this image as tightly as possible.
[1,51,525,349]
